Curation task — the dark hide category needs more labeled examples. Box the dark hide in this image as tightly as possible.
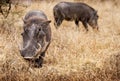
[20,10,51,67]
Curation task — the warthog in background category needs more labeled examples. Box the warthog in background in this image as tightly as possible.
[53,2,99,31]
[20,10,51,67]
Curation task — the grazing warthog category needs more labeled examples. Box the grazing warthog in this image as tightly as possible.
[53,2,99,31]
[20,10,51,67]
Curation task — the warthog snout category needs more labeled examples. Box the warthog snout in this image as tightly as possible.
[20,43,42,60]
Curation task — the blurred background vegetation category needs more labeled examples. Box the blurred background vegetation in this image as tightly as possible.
[0,0,120,81]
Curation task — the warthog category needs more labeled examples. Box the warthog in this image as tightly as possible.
[20,10,51,67]
[53,2,99,31]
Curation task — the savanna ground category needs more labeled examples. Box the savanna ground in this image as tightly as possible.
[0,0,120,81]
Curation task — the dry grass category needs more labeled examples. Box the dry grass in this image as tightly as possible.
[0,0,120,81]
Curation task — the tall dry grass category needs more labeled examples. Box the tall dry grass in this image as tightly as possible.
[0,0,120,81]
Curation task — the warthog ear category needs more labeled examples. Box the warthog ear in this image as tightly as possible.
[42,20,51,26]
[94,10,99,18]
[46,20,51,23]
[94,10,98,15]
[22,18,27,24]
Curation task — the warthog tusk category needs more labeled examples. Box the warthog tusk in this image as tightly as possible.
[34,36,50,58]
[18,43,23,51]
[41,41,49,53]
[40,36,49,53]
[38,43,41,47]
[34,43,42,58]
[21,40,31,51]
[18,44,21,50]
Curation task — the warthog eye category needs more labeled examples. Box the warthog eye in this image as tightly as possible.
[39,28,42,31]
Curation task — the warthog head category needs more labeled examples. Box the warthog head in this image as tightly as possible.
[88,11,99,30]
[20,17,51,60]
